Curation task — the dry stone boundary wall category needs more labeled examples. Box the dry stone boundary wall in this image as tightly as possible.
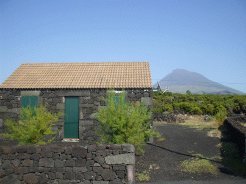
[224,116,246,162]
[0,143,135,184]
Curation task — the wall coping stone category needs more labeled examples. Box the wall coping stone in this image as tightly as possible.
[105,153,135,165]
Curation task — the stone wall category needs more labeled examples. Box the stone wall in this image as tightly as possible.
[223,116,246,162]
[40,89,107,144]
[0,143,135,184]
[0,89,152,143]
[0,90,21,133]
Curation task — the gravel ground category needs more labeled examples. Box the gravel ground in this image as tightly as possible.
[140,179,246,184]
[136,123,246,183]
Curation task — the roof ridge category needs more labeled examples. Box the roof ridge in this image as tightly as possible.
[22,61,149,65]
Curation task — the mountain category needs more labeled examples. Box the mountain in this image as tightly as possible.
[156,69,243,94]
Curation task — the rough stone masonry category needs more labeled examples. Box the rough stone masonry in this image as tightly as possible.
[0,143,135,184]
[0,89,152,144]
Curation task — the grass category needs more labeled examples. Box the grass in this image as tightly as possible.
[240,122,246,127]
[207,129,221,138]
[179,115,222,138]
[190,153,222,162]
[180,157,219,175]
[149,163,160,170]
[136,170,151,182]
[179,116,219,130]
[216,143,222,148]
[156,135,166,142]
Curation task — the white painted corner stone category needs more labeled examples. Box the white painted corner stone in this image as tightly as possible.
[105,153,135,165]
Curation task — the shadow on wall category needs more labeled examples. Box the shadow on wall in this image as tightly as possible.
[219,116,246,177]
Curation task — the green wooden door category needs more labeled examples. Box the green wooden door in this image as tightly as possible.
[64,97,79,138]
[21,96,38,108]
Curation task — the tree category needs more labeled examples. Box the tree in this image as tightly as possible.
[2,105,60,145]
[186,90,192,95]
[96,91,158,154]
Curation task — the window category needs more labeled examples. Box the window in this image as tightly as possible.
[113,91,125,105]
[114,95,120,105]
[21,96,39,108]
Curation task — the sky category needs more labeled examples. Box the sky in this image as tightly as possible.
[0,0,246,92]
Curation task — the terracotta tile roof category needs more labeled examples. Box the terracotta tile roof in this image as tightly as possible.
[0,62,152,89]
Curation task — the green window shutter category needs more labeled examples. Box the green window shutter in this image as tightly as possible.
[29,96,38,107]
[114,95,120,105]
[114,94,126,106]
[21,96,38,108]
[64,97,79,138]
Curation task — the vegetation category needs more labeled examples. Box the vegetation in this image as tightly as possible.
[178,116,221,137]
[214,105,227,125]
[96,91,159,154]
[2,105,60,145]
[240,122,246,127]
[136,170,151,182]
[180,156,219,175]
[153,92,246,116]
[179,116,218,130]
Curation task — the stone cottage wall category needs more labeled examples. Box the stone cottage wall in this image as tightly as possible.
[0,143,135,184]
[0,89,21,134]
[0,89,152,143]
[40,89,107,144]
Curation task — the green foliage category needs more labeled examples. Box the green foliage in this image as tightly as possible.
[96,91,158,154]
[136,170,151,182]
[153,92,246,116]
[2,105,60,145]
[174,102,202,114]
[215,105,227,124]
[186,90,192,95]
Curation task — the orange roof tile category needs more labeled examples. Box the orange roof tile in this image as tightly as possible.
[0,62,152,89]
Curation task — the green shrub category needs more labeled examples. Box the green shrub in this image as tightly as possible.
[153,92,246,116]
[163,104,174,113]
[215,105,227,124]
[96,91,158,154]
[201,104,215,115]
[174,102,201,114]
[191,106,202,115]
[2,105,60,145]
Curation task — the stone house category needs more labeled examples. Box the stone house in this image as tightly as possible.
[0,62,152,144]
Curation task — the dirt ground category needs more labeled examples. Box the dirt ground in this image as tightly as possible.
[136,122,246,183]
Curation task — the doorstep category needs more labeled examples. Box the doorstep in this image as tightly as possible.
[62,138,80,142]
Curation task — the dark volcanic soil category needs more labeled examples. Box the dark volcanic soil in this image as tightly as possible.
[136,123,246,183]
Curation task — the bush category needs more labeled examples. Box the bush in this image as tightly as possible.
[96,91,158,154]
[2,105,60,145]
[201,104,215,115]
[163,104,174,113]
[215,105,227,124]
[191,106,202,115]
[153,92,246,116]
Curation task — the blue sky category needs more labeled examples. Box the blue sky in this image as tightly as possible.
[0,0,246,92]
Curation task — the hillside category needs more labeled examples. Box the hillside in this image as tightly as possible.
[156,69,243,94]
